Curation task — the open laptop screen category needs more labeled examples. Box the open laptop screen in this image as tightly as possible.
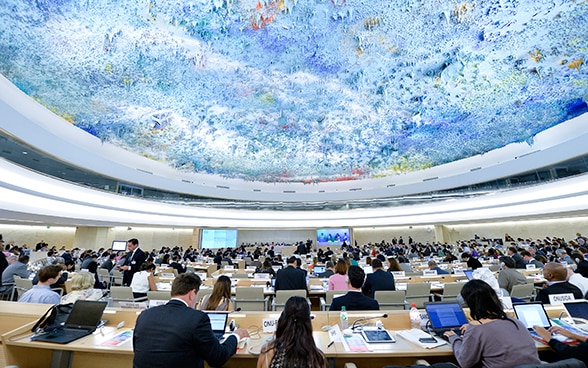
[563,300,588,320]
[313,265,326,274]
[424,302,468,329]
[513,302,551,329]
[206,312,228,335]
[463,270,474,280]
[66,300,108,330]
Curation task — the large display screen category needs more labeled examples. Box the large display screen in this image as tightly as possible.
[201,229,238,249]
[111,240,127,252]
[316,228,351,247]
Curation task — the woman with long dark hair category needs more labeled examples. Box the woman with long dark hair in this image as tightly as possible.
[257,296,327,368]
[197,275,233,311]
[444,279,541,368]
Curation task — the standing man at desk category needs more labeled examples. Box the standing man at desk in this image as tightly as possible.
[330,266,379,311]
[118,238,146,286]
[275,256,307,294]
[133,273,249,368]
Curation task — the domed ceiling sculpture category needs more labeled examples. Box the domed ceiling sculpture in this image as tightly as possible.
[0,0,586,184]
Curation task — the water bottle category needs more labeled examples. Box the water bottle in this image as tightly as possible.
[409,303,421,329]
[340,306,349,329]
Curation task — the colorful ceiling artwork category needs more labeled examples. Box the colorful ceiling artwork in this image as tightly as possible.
[0,0,586,183]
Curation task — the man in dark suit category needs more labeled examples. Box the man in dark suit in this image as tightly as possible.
[118,238,147,286]
[330,266,379,311]
[536,262,583,304]
[317,261,335,278]
[133,273,249,368]
[169,255,186,274]
[274,256,307,294]
[361,259,395,298]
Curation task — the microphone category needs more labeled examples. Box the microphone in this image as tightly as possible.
[351,314,388,331]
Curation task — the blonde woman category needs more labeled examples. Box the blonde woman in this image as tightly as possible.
[60,271,105,304]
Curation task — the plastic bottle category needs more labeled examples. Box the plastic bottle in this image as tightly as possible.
[409,303,421,329]
[340,306,349,329]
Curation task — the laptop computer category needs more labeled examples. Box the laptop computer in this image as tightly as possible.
[424,302,468,339]
[205,312,229,340]
[31,300,108,344]
[563,300,588,321]
[512,302,555,341]
[563,300,588,331]
[313,265,326,274]
[463,269,474,280]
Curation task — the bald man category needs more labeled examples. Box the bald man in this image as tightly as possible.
[535,262,583,304]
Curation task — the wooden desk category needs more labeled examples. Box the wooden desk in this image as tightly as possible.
[1,307,140,368]
[2,306,566,368]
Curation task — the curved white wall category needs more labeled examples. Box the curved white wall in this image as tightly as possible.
[1,157,587,228]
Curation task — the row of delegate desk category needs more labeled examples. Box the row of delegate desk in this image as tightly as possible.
[1,301,564,368]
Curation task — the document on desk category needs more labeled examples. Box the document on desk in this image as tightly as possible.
[340,334,370,352]
[101,330,133,347]
[396,329,447,349]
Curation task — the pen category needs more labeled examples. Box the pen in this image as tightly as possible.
[327,341,334,348]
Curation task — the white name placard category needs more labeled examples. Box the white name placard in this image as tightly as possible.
[548,293,575,305]
[262,317,279,333]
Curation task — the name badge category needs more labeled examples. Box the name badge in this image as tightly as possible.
[262,317,279,333]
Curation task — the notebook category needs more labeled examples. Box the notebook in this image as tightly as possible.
[424,302,468,338]
[206,312,229,340]
[31,300,108,344]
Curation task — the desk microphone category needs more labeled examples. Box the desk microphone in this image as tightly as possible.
[351,314,388,331]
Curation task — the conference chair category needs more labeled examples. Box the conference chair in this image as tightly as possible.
[0,282,15,301]
[404,283,432,308]
[97,268,112,288]
[109,286,148,307]
[206,264,217,278]
[320,290,346,311]
[234,287,270,311]
[510,283,535,302]
[147,290,171,307]
[12,276,33,301]
[111,270,124,286]
[272,289,308,311]
[196,288,213,306]
[374,290,406,310]
[434,282,463,302]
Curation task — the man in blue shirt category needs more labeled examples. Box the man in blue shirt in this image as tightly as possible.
[18,264,62,304]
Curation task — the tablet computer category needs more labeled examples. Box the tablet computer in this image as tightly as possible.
[360,329,396,343]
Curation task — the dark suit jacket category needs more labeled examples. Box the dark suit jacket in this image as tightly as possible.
[535,281,583,304]
[123,248,147,286]
[329,290,379,311]
[275,265,307,293]
[361,269,395,298]
[133,299,238,368]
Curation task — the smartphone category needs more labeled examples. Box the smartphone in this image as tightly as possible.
[419,337,437,343]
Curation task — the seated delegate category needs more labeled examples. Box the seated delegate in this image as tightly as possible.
[444,279,541,368]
